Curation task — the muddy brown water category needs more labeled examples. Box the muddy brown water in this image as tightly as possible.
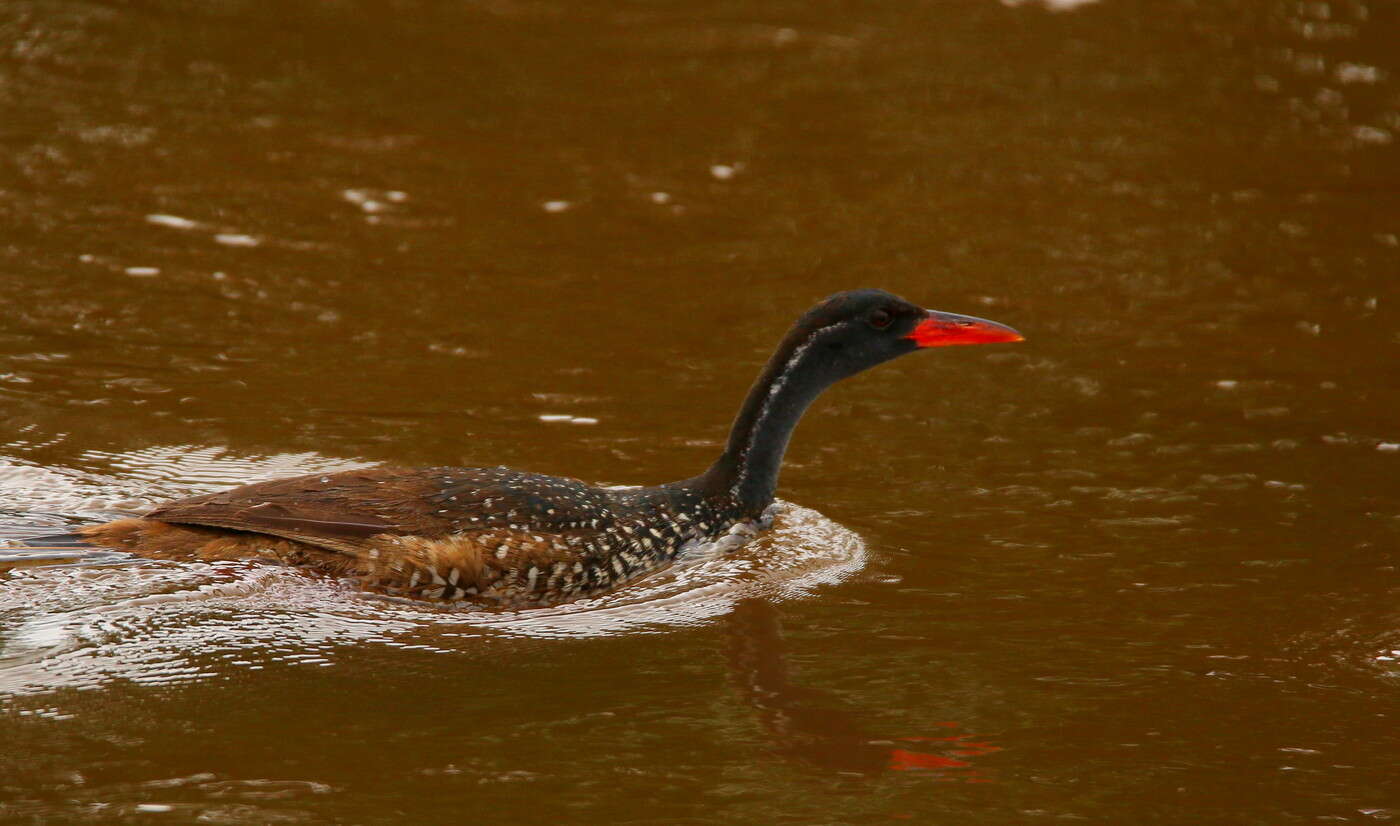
[2,0,1398,822]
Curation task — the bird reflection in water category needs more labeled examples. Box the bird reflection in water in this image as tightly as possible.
[725,599,1002,778]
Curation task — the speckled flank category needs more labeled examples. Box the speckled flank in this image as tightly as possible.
[354,470,776,605]
[79,466,777,608]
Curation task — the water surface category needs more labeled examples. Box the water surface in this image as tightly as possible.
[2,0,1398,822]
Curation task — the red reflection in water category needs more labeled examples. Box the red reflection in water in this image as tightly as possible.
[887,730,1003,779]
[726,600,1002,781]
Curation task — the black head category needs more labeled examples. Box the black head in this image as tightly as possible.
[781,288,1023,384]
[708,288,1023,511]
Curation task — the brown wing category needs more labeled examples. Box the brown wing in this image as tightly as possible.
[144,465,621,559]
[144,467,447,555]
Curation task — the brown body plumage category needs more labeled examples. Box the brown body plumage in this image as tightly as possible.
[80,466,752,606]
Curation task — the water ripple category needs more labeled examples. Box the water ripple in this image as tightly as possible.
[0,449,865,700]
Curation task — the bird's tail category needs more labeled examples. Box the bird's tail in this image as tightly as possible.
[1,529,102,566]
[17,532,93,549]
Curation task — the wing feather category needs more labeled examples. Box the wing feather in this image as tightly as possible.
[143,466,618,559]
[145,467,454,555]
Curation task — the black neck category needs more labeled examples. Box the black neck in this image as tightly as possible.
[702,332,837,515]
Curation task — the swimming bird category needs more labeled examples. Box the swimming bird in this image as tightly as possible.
[55,289,1022,607]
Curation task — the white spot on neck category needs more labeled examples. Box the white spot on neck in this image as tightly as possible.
[731,321,844,500]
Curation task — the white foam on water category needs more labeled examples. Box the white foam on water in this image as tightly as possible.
[0,448,866,700]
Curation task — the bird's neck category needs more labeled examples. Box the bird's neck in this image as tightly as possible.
[702,335,832,516]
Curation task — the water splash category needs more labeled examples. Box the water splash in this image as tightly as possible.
[0,448,866,699]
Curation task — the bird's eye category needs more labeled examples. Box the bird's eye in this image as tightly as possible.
[868,309,893,329]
